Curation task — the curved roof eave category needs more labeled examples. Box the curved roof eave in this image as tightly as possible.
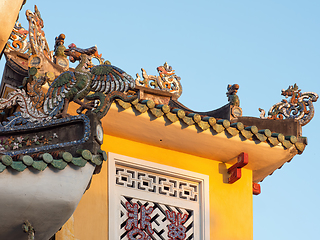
[97,100,305,183]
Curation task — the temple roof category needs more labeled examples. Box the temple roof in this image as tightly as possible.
[85,98,306,183]
[0,5,317,184]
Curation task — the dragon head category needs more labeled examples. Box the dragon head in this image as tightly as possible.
[64,43,97,63]
[157,62,175,77]
[281,84,300,98]
[227,84,239,96]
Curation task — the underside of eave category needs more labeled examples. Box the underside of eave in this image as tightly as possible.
[94,103,300,182]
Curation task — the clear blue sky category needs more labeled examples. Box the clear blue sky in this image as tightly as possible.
[1,1,319,239]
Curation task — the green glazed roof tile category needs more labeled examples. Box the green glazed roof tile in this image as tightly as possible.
[245,126,258,134]
[282,140,293,149]
[240,129,254,139]
[197,121,210,131]
[259,129,272,138]
[51,159,68,170]
[0,162,6,173]
[188,113,201,123]
[158,104,170,114]
[42,153,53,163]
[285,135,297,144]
[11,161,27,172]
[254,133,268,142]
[97,150,107,161]
[145,100,155,109]
[165,112,179,123]
[1,155,12,166]
[272,133,285,142]
[72,157,87,167]
[116,99,132,109]
[62,152,73,162]
[173,109,186,119]
[295,142,306,152]
[206,117,217,126]
[182,116,194,126]
[211,123,225,133]
[226,127,239,136]
[114,100,307,154]
[91,155,103,165]
[22,155,33,166]
[32,160,47,171]
[217,119,230,128]
[267,137,280,146]
[134,103,148,113]
[81,150,92,160]
[231,122,244,131]
[150,108,164,118]
[0,150,107,173]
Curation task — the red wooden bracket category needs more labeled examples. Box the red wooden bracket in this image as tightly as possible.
[228,152,248,184]
[253,183,261,195]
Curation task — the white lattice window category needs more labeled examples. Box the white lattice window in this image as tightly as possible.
[108,153,210,240]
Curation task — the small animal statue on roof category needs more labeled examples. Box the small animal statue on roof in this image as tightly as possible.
[259,83,318,126]
[54,34,66,57]
[0,44,136,128]
[226,84,240,107]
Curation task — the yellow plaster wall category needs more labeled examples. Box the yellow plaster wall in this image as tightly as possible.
[56,134,253,240]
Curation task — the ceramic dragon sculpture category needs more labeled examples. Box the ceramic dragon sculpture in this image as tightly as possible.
[135,62,182,98]
[0,44,136,128]
[259,84,318,126]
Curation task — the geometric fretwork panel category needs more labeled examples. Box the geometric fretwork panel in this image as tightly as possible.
[116,166,199,202]
[109,153,209,239]
[119,196,194,240]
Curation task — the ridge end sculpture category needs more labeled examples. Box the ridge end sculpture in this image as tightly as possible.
[135,62,182,99]
[259,83,318,126]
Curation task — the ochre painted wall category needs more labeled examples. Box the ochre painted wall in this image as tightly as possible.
[56,134,253,240]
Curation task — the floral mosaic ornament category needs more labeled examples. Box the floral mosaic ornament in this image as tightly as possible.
[0,133,58,151]
[135,62,182,98]
[259,84,318,126]
[0,114,90,157]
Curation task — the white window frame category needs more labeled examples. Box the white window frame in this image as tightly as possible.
[108,152,210,240]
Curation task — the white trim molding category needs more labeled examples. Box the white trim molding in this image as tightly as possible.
[108,152,210,240]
